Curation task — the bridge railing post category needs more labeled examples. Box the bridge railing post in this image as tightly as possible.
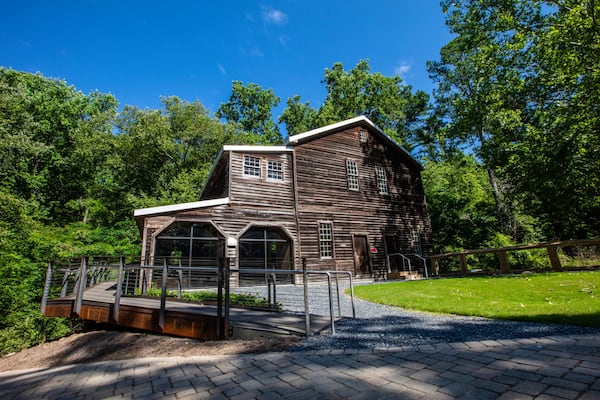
[73,256,88,317]
[113,256,124,323]
[224,257,230,339]
[302,257,310,337]
[41,261,53,314]
[158,258,168,330]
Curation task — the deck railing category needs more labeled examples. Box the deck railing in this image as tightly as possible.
[41,256,356,337]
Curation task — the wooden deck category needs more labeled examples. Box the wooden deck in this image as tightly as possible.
[43,281,332,340]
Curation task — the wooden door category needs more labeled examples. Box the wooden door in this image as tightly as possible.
[353,235,371,275]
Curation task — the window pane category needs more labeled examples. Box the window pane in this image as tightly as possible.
[376,166,388,194]
[158,222,193,238]
[240,227,265,240]
[266,228,288,241]
[243,155,261,177]
[346,160,359,191]
[319,223,333,258]
[267,160,283,180]
[359,130,368,143]
[155,238,190,263]
[191,223,220,238]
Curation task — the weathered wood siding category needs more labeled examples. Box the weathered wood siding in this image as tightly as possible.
[142,150,300,270]
[294,124,432,275]
[138,124,432,280]
[228,151,296,212]
[201,154,229,200]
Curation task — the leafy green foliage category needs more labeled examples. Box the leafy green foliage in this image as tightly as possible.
[216,81,282,144]
[144,289,280,310]
[428,0,600,241]
[280,60,430,150]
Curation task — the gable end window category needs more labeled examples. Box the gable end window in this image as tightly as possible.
[376,166,389,195]
[243,155,261,177]
[318,222,334,258]
[346,159,359,191]
[267,160,283,181]
[359,130,368,143]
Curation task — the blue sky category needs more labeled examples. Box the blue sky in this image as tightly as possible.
[2,1,451,121]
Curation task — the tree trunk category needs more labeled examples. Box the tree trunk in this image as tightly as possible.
[479,128,514,236]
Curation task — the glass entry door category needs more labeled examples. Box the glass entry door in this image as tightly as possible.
[238,227,292,286]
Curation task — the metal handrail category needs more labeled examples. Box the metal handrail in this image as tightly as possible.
[42,257,357,338]
[404,253,429,278]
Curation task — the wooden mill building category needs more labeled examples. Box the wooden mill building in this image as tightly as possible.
[134,116,432,286]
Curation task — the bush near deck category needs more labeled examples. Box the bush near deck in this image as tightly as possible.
[353,271,600,327]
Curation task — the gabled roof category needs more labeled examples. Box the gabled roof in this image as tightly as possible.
[287,115,423,170]
[133,197,230,217]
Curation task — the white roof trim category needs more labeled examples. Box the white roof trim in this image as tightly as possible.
[287,115,422,169]
[134,197,230,217]
[222,145,293,152]
[287,116,370,144]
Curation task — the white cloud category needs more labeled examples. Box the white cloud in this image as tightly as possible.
[261,6,288,25]
[394,62,412,77]
[217,63,227,75]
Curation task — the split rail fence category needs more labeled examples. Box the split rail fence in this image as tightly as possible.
[429,239,600,277]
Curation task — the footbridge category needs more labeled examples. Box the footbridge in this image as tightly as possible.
[41,257,356,341]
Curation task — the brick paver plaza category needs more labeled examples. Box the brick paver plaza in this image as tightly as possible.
[1,334,598,399]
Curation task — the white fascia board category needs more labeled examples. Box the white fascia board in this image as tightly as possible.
[222,145,294,152]
[287,116,370,144]
[134,197,230,217]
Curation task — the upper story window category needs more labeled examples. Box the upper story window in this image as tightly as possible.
[318,222,334,258]
[346,159,359,191]
[267,160,283,181]
[375,166,389,195]
[359,130,368,143]
[243,155,261,177]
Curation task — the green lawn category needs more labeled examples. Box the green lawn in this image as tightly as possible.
[353,271,600,327]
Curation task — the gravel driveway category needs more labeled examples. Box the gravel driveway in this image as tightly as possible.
[233,280,600,351]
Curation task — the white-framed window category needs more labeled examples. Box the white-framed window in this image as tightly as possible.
[376,166,389,195]
[412,230,422,255]
[267,160,283,181]
[318,222,334,258]
[346,159,359,191]
[243,155,261,177]
[359,130,368,143]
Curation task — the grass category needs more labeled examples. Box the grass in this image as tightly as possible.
[353,271,600,327]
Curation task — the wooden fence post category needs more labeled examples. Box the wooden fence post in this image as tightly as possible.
[459,254,468,274]
[498,251,510,274]
[547,246,562,271]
